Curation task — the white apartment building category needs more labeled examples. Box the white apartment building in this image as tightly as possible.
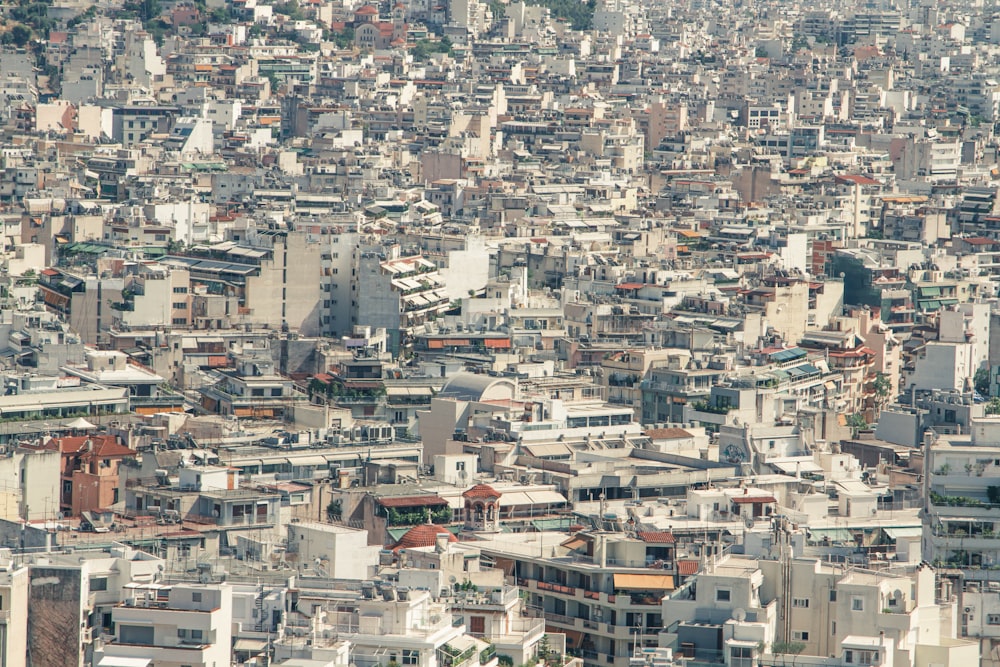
[278,587,496,667]
[472,529,679,667]
[285,521,382,579]
[0,556,28,667]
[662,554,977,667]
[353,251,450,355]
[97,582,233,667]
[923,417,1000,577]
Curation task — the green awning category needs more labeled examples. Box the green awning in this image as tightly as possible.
[387,527,409,542]
[808,528,851,542]
[533,517,575,531]
[771,348,806,362]
[920,286,941,297]
[918,300,941,310]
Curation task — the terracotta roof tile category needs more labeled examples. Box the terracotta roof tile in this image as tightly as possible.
[392,524,456,552]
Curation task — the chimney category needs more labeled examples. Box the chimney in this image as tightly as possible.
[435,531,449,553]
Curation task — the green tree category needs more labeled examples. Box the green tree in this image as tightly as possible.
[846,413,867,438]
[772,641,807,666]
[872,372,891,418]
[987,397,1000,415]
[2,24,33,47]
[988,486,1000,505]
[975,367,991,396]
[524,0,594,30]
[273,0,304,20]
[331,26,354,47]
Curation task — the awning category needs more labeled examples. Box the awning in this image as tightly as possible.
[97,658,152,667]
[532,517,575,531]
[561,537,587,551]
[732,496,776,504]
[613,574,675,590]
[770,459,823,474]
[525,490,567,505]
[884,526,922,539]
[523,443,572,458]
[286,455,328,467]
[808,528,852,542]
[234,639,268,652]
[498,491,532,507]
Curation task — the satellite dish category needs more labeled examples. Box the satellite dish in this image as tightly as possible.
[449,575,458,583]
[733,608,746,622]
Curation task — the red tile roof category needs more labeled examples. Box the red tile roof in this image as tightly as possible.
[48,435,135,459]
[462,483,502,499]
[637,531,676,544]
[836,174,881,187]
[392,524,457,552]
[677,560,700,576]
[962,237,997,246]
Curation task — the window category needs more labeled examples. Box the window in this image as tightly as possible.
[792,598,809,608]
[845,649,879,665]
[831,621,836,635]
[403,650,419,665]
[988,614,1000,625]
[173,302,188,310]
[829,590,837,602]
[716,589,731,602]
[89,577,108,591]
[730,646,754,667]
[172,317,187,325]
[792,631,809,641]
[192,592,202,602]
[852,597,864,611]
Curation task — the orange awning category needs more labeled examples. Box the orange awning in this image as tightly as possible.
[613,574,675,590]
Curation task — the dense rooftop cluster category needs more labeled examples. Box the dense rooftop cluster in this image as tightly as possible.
[4,0,1000,664]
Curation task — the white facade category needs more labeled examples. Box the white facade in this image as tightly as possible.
[99,582,233,667]
[286,522,381,579]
